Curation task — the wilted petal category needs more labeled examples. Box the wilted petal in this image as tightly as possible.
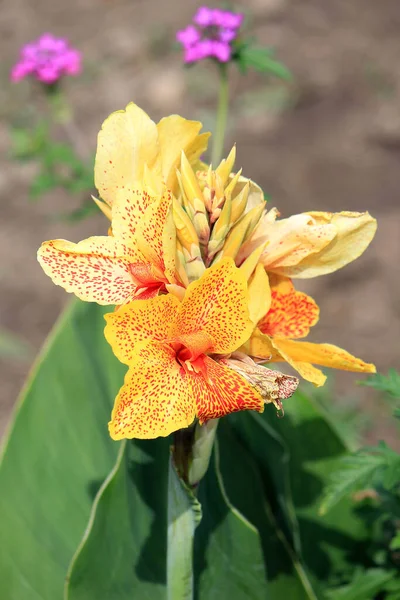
[275,211,377,278]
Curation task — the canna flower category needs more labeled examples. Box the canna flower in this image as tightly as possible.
[174,145,377,286]
[176,6,243,64]
[104,259,298,439]
[38,186,180,304]
[11,33,81,84]
[243,275,376,386]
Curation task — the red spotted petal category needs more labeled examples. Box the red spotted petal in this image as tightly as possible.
[190,356,264,423]
[259,277,319,339]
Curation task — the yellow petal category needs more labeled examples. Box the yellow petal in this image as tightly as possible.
[157,115,210,194]
[191,356,264,423]
[177,258,253,354]
[272,338,376,374]
[215,146,236,185]
[109,341,196,439]
[276,211,377,278]
[241,328,279,361]
[247,264,271,325]
[38,237,138,305]
[104,294,180,365]
[95,102,160,206]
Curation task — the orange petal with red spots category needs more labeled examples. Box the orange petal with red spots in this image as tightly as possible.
[109,341,196,439]
[190,356,264,423]
[258,276,319,339]
[104,294,180,365]
[272,338,376,374]
[38,237,139,305]
[177,258,253,354]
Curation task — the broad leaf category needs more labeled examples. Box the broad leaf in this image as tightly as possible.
[228,390,369,587]
[0,300,124,600]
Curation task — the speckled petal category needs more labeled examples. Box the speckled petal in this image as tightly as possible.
[191,356,264,423]
[95,102,161,206]
[104,294,180,365]
[177,258,253,354]
[111,186,157,245]
[38,237,138,305]
[109,341,196,439]
[258,276,319,339]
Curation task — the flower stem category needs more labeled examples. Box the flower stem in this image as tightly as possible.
[167,420,219,600]
[211,64,229,167]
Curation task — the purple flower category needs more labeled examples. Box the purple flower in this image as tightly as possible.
[11,33,82,84]
[176,6,243,64]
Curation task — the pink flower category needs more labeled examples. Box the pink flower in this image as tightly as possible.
[11,33,82,84]
[176,6,243,64]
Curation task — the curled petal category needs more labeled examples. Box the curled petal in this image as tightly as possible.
[38,237,139,305]
[259,276,319,339]
[191,357,264,423]
[104,294,180,364]
[95,102,161,206]
[178,258,253,354]
[275,211,378,278]
[109,342,196,439]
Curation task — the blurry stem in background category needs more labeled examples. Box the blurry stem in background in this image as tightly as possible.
[46,84,88,159]
[211,64,229,167]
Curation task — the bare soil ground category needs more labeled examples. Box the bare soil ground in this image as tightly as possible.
[1,0,399,443]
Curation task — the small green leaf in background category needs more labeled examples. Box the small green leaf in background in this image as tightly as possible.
[319,451,386,515]
[234,41,292,80]
[360,369,400,399]
[326,568,395,600]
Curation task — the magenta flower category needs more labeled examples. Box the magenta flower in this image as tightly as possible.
[176,6,244,64]
[11,33,82,85]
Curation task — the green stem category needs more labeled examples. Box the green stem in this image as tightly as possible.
[211,64,229,167]
[167,420,219,600]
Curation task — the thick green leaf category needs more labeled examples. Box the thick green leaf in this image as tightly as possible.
[228,390,369,587]
[66,437,170,599]
[0,300,124,600]
[217,421,319,599]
